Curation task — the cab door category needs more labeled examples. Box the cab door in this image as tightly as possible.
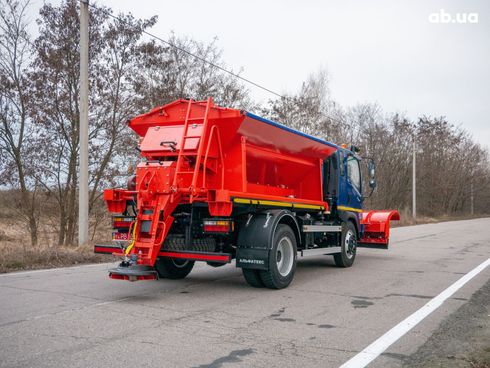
[346,154,362,209]
[337,152,363,211]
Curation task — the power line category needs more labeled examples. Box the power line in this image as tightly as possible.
[86,1,285,99]
[85,1,347,129]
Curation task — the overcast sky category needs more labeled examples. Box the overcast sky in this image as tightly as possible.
[29,0,490,149]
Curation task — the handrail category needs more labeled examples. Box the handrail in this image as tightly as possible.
[190,97,212,202]
[171,99,194,196]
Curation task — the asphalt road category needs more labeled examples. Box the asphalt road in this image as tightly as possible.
[0,218,489,368]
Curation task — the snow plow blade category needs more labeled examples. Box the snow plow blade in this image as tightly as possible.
[359,210,400,248]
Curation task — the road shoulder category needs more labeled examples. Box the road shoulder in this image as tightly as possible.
[403,278,490,368]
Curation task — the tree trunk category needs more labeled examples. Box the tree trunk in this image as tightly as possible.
[28,215,38,247]
[58,208,66,246]
[64,150,78,246]
[16,153,39,247]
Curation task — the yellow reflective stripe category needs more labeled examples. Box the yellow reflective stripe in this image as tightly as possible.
[292,203,324,210]
[337,205,363,213]
[256,200,292,208]
[234,198,259,205]
[233,198,324,210]
[233,198,257,205]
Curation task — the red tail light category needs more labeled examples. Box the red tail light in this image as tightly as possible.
[203,219,233,233]
[112,216,134,229]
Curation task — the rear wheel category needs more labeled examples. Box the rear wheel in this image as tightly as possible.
[259,224,297,289]
[334,221,357,267]
[207,261,226,268]
[154,257,194,279]
[242,269,264,288]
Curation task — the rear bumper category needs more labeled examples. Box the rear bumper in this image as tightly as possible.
[158,250,231,263]
[94,244,232,264]
[94,244,123,255]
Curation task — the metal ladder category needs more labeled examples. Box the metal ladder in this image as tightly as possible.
[171,97,212,202]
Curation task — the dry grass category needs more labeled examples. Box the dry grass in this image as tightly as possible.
[393,207,489,228]
[1,197,488,273]
[0,243,110,273]
[0,195,113,273]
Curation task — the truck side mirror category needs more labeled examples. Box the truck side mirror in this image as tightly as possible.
[368,161,377,189]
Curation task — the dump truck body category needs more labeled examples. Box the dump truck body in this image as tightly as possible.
[96,98,399,288]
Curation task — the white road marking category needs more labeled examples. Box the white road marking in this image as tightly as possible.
[340,257,490,368]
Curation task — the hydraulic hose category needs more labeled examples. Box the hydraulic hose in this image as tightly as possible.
[124,219,138,255]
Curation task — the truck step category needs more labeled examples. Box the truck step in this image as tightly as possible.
[299,246,341,257]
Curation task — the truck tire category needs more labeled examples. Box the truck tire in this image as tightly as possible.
[259,224,297,289]
[207,261,226,268]
[242,269,264,288]
[334,221,357,268]
[154,257,194,279]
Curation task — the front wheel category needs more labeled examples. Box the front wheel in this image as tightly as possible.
[154,257,195,279]
[334,221,357,267]
[259,224,297,289]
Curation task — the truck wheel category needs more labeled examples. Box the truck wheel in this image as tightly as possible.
[259,224,297,289]
[334,221,357,268]
[154,257,194,279]
[242,269,264,288]
[207,261,226,268]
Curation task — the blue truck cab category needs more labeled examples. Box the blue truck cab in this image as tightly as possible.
[323,147,375,238]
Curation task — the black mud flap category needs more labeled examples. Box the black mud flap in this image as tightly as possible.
[236,248,269,270]
[236,210,300,271]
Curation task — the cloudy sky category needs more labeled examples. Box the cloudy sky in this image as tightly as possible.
[29,0,490,149]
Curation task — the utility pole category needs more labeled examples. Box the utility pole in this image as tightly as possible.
[412,138,416,219]
[79,0,89,245]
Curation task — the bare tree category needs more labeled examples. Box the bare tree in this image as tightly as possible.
[262,68,490,215]
[88,12,158,210]
[263,68,346,142]
[3,0,490,254]
[134,34,252,111]
[0,0,39,246]
[29,0,108,246]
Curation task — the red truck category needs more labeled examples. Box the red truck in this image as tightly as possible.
[95,98,399,289]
